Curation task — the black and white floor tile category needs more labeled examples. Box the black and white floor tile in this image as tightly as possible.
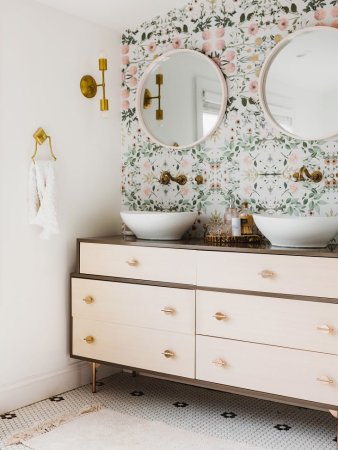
[0,372,336,449]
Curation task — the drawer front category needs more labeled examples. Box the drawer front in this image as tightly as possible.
[72,278,195,334]
[196,335,338,405]
[80,243,196,284]
[197,251,338,298]
[196,290,338,354]
[73,318,195,378]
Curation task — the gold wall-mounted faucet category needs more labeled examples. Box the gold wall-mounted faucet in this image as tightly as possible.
[158,171,204,186]
[293,166,323,183]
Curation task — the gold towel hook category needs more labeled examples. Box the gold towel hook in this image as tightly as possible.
[31,128,57,164]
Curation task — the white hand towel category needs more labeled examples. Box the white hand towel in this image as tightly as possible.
[28,161,59,239]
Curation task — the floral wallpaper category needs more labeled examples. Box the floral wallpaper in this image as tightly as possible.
[121,0,338,236]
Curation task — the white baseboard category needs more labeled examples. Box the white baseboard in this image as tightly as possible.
[0,361,119,414]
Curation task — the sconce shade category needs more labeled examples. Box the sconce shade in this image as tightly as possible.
[80,75,98,98]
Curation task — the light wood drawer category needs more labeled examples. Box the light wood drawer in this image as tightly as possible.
[80,243,196,284]
[72,278,195,334]
[196,335,338,406]
[197,251,338,298]
[73,318,195,378]
[196,290,338,354]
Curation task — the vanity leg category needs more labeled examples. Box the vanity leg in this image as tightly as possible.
[91,362,97,394]
[329,410,338,449]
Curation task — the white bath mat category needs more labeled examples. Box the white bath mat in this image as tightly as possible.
[6,404,269,450]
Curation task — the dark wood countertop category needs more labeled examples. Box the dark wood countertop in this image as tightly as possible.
[77,235,338,258]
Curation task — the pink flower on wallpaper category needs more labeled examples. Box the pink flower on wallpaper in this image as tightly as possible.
[215,27,225,38]
[202,29,212,40]
[142,187,152,197]
[242,155,253,166]
[180,159,190,169]
[128,65,137,75]
[288,152,299,164]
[216,39,225,50]
[129,76,138,87]
[314,8,326,20]
[172,37,182,49]
[248,23,258,36]
[148,42,157,52]
[332,19,338,28]
[243,184,253,195]
[202,41,212,53]
[121,72,125,82]
[332,6,338,17]
[225,49,235,61]
[121,55,129,65]
[122,89,130,99]
[289,183,299,194]
[278,18,289,30]
[180,186,190,197]
[122,100,130,109]
[249,80,258,93]
[225,63,236,74]
[121,44,129,54]
[143,160,151,170]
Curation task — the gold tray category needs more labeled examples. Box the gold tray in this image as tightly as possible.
[204,234,262,246]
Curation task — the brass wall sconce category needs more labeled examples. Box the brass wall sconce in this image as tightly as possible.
[143,74,163,120]
[31,127,57,164]
[159,171,204,186]
[293,166,323,183]
[80,57,108,111]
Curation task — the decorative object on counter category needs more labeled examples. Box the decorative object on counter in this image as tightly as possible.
[29,127,59,239]
[259,26,338,141]
[253,214,338,248]
[224,199,239,236]
[293,166,323,183]
[205,215,261,246]
[204,233,262,247]
[143,73,163,120]
[240,202,254,235]
[31,128,57,164]
[80,56,109,111]
[136,49,227,149]
[120,211,197,240]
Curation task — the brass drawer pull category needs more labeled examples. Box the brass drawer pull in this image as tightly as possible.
[126,258,139,266]
[258,269,275,279]
[317,324,334,334]
[84,336,95,344]
[316,375,334,384]
[161,307,176,315]
[213,358,227,368]
[83,296,94,304]
[162,349,175,359]
[213,312,227,321]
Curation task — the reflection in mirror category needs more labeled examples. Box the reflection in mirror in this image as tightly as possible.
[260,26,338,140]
[137,49,227,149]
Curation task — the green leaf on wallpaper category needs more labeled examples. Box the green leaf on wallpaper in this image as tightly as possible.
[247,12,254,20]
[183,24,188,33]
[241,97,247,106]
[291,3,298,12]
[147,32,153,39]
[282,6,289,13]
[248,97,255,105]
[240,13,245,22]
[176,27,182,33]
[141,32,146,41]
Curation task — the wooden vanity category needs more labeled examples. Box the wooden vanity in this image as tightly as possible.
[71,237,338,414]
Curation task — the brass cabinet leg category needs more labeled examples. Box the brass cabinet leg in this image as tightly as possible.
[92,362,97,394]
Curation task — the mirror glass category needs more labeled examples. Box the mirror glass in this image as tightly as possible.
[260,26,338,140]
[137,49,227,149]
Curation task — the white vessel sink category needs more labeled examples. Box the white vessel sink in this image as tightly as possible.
[253,214,338,248]
[120,211,197,240]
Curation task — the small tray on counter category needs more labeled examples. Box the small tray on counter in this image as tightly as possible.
[204,234,262,246]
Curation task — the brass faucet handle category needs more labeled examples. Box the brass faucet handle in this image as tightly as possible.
[195,175,204,185]
[176,174,187,185]
[159,171,171,185]
[310,170,323,183]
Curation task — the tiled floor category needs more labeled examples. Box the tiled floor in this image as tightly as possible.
[0,372,336,449]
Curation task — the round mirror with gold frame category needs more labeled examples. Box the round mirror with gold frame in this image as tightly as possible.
[136,49,228,149]
[259,26,338,141]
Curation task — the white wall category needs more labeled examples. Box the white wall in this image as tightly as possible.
[0,0,121,413]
